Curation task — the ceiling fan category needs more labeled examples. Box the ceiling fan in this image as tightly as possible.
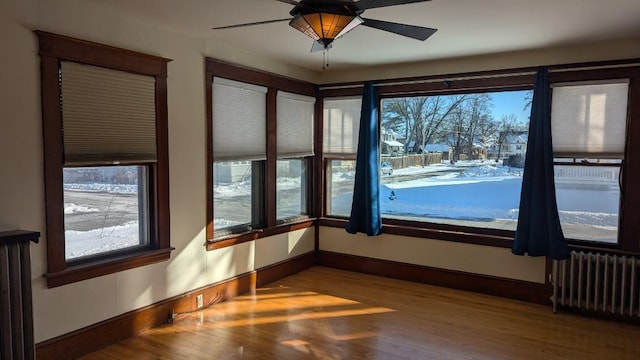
[212,0,437,53]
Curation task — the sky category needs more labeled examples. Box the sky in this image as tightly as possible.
[490,90,532,124]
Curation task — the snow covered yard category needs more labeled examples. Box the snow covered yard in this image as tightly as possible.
[63,160,619,259]
[331,160,618,242]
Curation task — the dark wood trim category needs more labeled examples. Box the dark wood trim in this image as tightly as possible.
[35,31,170,76]
[37,31,173,287]
[206,219,315,251]
[317,251,551,305]
[35,252,316,360]
[205,58,317,96]
[319,58,640,90]
[266,88,278,228]
[319,66,539,90]
[313,95,324,218]
[44,248,173,288]
[619,76,640,254]
[205,67,215,241]
[154,74,171,250]
[320,87,364,98]
[317,218,514,249]
[378,78,533,97]
[256,252,315,287]
[382,217,515,238]
[549,66,640,83]
[383,224,513,248]
[40,54,66,275]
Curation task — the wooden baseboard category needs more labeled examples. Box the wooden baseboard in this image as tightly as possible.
[317,251,551,305]
[35,252,315,360]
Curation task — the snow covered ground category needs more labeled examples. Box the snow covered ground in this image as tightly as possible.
[64,160,619,258]
[65,221,140,259]
[330,160,618,242]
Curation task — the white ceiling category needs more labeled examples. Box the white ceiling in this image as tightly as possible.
[78,0,640,71]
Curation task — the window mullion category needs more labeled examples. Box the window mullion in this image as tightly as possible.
[266,88,278,228]
[619,77,640,253]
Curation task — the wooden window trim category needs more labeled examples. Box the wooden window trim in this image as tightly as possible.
[319,59,640,254]
[206,219,316,251]
[205,58,317,242]
[37,31,172,288]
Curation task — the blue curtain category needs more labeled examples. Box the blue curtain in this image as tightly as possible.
[512,67,570,259]
[346,81,382,236]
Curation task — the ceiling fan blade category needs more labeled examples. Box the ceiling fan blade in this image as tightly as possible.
[311,40,332,53]
[355,0,430,10]
[273,0,299,5]
[212,18,292,30]
[361,18,437,41]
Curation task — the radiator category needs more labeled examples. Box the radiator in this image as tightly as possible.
[0,230,40,360]
[552,251,640,317]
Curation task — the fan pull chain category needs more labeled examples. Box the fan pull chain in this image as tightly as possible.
[323,49,330,70]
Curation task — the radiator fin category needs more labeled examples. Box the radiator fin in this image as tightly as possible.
[553,251,640,318]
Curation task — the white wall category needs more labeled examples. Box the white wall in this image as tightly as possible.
[0,0,315,343]
[320,227,546,284]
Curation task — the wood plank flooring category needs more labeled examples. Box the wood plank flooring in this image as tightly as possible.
[82,267,640,359]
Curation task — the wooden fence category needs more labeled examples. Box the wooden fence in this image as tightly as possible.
[383,153,442,169]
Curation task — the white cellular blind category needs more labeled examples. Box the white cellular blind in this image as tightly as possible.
[323,96,362,156]
[551,80,629,156]
[60,61,157,165]
[213,77,267,161]
[277,91,315,158]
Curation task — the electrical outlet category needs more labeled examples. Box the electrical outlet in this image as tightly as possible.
[196,294,204,309]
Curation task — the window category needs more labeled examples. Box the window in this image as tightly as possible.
[211,78,267,236]
[38,31,171,287]
[322,91,534,228]
[326,160,356,217]
[64,166,148,260]
[277,159,308,220]
[213,161,256,233]
[317,62,640,252]
[323,97,362,217]
[551,80,629,244]
[276,91,315,222]
[205,59,317,246]
[379,91,531,231]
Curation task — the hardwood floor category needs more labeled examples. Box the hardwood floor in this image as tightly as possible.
[82,267,640,359]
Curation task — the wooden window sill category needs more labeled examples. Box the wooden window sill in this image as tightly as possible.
[45,248,174,288]
[207,218,316,251]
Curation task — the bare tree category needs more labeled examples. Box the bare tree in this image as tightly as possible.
[493,114,519,160]
[443,94,493,161]
[382,95,468,152]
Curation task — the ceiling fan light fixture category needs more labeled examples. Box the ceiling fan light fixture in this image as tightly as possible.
[290,12,362,47]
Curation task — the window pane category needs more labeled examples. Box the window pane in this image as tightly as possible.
[327,160,356,217]
[277,159,307,220]
[379,91,531,230]
[213,161,253,232]
[63,166,147,260]
[555,164,620,243]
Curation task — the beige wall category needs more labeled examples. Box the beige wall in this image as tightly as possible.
[319,227,546,284]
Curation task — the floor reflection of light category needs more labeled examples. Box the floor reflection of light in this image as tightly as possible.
[199,306,395,329]
[281,339,309,347]
[329,331,376,341]
[205,293,367,316]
